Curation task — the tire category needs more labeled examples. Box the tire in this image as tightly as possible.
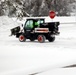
[37,35,46,43]
[19,34,26,42]
[48,35,55,42]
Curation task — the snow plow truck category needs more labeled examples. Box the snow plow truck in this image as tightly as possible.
[10,18,60,43]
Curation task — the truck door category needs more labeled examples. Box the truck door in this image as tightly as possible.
[24,20,34,30]
[24,20,34,37]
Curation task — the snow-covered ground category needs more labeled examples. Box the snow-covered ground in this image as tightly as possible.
[37,67,76,75]
[0,16,76,75]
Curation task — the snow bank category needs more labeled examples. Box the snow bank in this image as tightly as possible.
[0,16,76,26]
[0,16,20,31]
[43,16,76,24]
[19,16,76,24]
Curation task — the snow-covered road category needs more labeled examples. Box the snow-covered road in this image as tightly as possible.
[0,16,76,75]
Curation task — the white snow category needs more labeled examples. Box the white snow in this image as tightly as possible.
[37,68,76,75]
[0,16,76,75]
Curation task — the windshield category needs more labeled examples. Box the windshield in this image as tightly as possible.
[25,20,33,29]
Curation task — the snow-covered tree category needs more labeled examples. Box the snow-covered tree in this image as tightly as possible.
[0,0,76,16]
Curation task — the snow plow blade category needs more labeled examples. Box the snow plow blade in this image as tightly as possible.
[10,26,20,36]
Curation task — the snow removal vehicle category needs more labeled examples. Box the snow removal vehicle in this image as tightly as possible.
[10,18,60,43]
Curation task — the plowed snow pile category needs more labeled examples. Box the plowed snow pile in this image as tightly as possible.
[0,16,20,32]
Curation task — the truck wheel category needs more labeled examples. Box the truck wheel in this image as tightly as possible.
[19,34,26,42]
[38,35,45,43]
[48,35,55,42]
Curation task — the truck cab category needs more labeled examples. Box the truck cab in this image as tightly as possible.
[24,18,44,30]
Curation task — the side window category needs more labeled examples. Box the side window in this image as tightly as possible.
[25,20,33,29]
[37,21,40,25]
[37,20,44,25]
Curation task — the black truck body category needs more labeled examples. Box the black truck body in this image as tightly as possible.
[10,18,60,43]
